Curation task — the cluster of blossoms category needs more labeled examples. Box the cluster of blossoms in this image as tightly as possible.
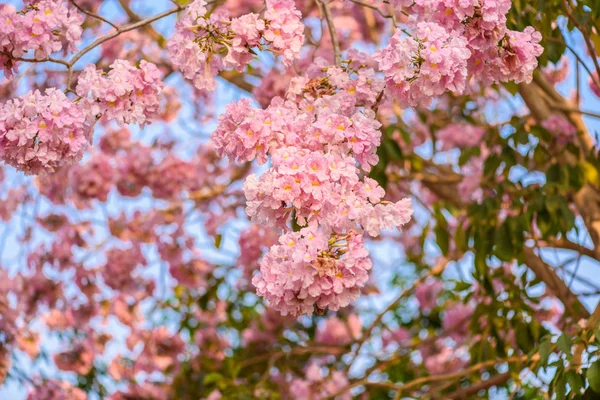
[415,279,444,312]
[436,123,486,150]
[374,22,471,108]
[253,229,372,315]
[76,60,164,126]
[288,363,351,400]
[69,153,115,205]
[168,0,304,91]
[0,88,90,175]
[315,314,361,345]
[27,379,87,400]
[237,224,278,286]
[374,0,543,106]
[214,56,412,315]
[541,115,577,146]
[102,246,147,292]
[0,1,83,77]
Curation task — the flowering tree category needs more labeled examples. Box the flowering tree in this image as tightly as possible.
[1,0,600,398]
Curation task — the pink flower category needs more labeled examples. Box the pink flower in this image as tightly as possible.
[382,327,412,347]
[53,341,94,375]
[0,1,84,77]
[288,363,351,400]
[415,279,444,312]
[102,246,147,292]
[374,22,471,107]
[442,302,474,342]
[0,89,90,175]
[437,123,485,150]
[147,154,194,200]
[541,115,577,146]
[69,153,115,205]
[263,0,305,66]
[315,314,362,345]
[168,0,303,90]
[27,379,87,400]
[76,60,164,126]
[253,229,372,316]
[423,344,469,375]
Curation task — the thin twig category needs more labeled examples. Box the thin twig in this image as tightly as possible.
[561,0,600,82]
[69,0,119,29]
[549,104,600,120]
[318,0,341,66]
[545,37,600,90]
[348,0,393,19]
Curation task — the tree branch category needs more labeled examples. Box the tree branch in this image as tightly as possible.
[328,355,530,399]
[523,247,590,319]
[317,0,341,66]
[70,0,119,29]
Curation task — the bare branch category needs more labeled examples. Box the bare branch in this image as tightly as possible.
[317,0,341,66]
[69,0,119,29]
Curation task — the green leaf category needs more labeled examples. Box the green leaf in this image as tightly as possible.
[434,225,450,256]
[557,332,572,356]
[538,337,552,367]
[587,361,600,393]
[567,370,584,396]
[494,222,514,262]
[546,195,561,214]
[203,372,224,385]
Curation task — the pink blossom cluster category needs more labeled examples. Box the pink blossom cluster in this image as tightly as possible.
[374,22,471,107]
[442,302,474,342]
[102,246,146,292]
[214,57,412,314]
[76,60,164,126]
[147,154,194,200]
[237,224,278,286]
[69,153,115,204]
[27,379,87,400]
[0,1,83,77]
[53,341,94,375]
[0,88,90,175]
[541,115,577,146]
[168,0,303,91]
[375,1,543,106]
[0,187,26,221]
[437,123,486,150]
[315,314,361,345]
[244,148,411,235]
[130,327,185,374]
[115,144,154,197]
[543,56,569,85]
[415,279,444,312]
[253,229,372,316]
[288,363,351,400]
[422,341,470,375]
